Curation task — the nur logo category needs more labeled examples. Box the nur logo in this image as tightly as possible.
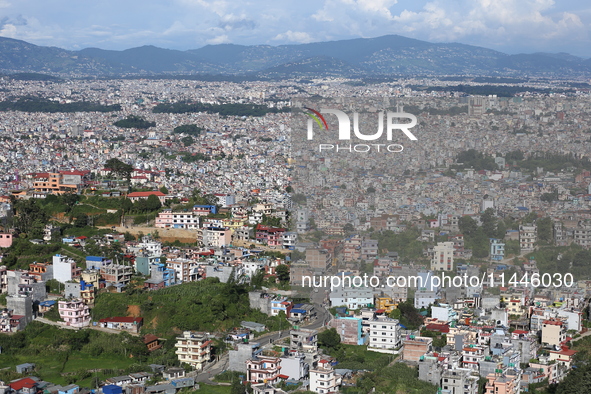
[304,107,418,141]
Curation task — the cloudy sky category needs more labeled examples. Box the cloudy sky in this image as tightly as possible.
[0,0,589,57]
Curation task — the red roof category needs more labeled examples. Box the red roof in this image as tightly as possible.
[513,330,528,335]
[10,378,37,391]
[127,191,166,198]
[143,334,159,343]
[425,323,450,333]
[99,316,143,324]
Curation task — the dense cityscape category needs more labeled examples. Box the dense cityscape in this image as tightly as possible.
[0,66,590,394]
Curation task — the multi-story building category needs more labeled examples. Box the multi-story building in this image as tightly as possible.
[519,224,537,251]
[246,356,283,384]
[202,226,232,247]
[360,239,378,261]
[155,209,200,229]
[290,328,318,353]
[541,319,567,348]
[28,262,53,282]
[255,225,286,247]
[58,298,90,328]
[329,286,373,310]
[53,254,81,283]
[462,345,486,371]
[572,222,591,248]
[441,368,479,394]
[484,373,518,394]
[431,242,455,271]
[309,359,341,394]
[32,172,80,194]
[281,232,297,249]
[175,331,212,370]
[306,248,331,271]
[329,316,365,345]
[144,263,177,289]
[490,239,505,261]
[166,258,197,282]
[368,317,401,353]
[100,264,133,288]
[402,336,433,362]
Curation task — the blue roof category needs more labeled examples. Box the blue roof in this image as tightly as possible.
[39,300,56,307]
[291,309,307,314]
[86,256,105,261]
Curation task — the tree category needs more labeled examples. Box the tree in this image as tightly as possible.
[181,136,194,147]
[105,158,133,180]
[318,328,341,350]
[458,215,478,237]
[159,186,169,194]
[13,198,48,238]
[276,264,290,284]
[145,194,162,211]
[537,217,553,243]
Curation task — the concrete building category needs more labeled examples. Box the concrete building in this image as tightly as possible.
[368,317,401,354]
[306,248,331,271]
[175,331,212,371]
[484,373,518,394]
[329,286,373,310]
[431,242,454,271]
[490,239,505,261]
[329,316,365,345]
[53,254,80,284]
[229,342,261,373]
[280,351,309,380]
[100,264,133,289]
[58,298,90,328]
[440,368,479,394]
[541,319,567,348]
[402,336,433,362]
[309,359,341,394]
[290,328,318,353]
[519,225,537,252]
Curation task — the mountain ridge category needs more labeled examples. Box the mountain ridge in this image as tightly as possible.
[0,34,588,77]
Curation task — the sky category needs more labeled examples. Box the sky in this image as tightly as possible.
[0,0,589,57]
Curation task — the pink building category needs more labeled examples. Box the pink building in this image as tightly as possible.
[58,298,90,328]
[484,373,518,394]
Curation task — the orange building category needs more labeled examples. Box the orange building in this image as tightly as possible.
[33,173,79,195]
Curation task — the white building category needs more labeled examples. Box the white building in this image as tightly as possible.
[329,286,374,310]
[368,317,401,354]
[309,360,341,394]
[431,242,454,271]
[52,254,77,283]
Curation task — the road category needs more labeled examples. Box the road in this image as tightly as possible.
[194,301,332,384]
[36,317,139,336]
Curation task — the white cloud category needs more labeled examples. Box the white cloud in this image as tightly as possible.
[207,34,229,44]
[273,30,313,43]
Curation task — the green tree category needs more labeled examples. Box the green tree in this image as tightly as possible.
[318,328,341,350]
[105,158,133,180]
[458,215,478,237]
[537,217,553,243]
[276,264,290,284]
[181,136,194,147]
